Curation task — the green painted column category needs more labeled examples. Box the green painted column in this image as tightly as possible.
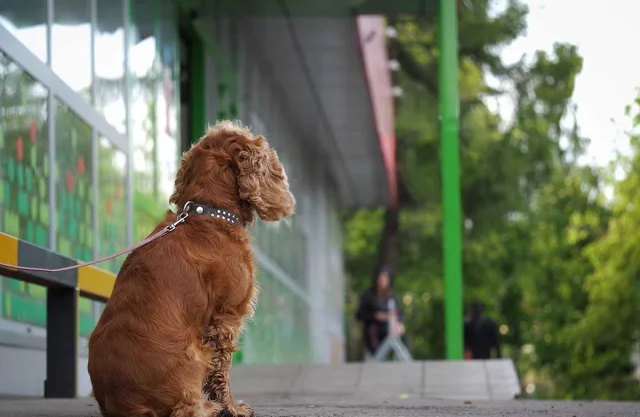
[190,35,206,145]
[438,0,463,360]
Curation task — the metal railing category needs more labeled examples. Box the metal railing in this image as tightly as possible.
[0,231,113,398]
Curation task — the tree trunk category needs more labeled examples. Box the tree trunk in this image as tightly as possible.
[376,20,401,282]
[375,207,399,281]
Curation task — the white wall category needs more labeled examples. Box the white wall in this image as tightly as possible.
[0,328,92,397]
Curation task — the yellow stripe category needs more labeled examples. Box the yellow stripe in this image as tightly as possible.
[0,232,18,270]
[77,265,116,300]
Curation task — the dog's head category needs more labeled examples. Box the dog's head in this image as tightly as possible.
[169,120,295,224]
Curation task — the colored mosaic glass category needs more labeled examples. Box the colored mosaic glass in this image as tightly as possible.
[55,100,94,262]
[0,51,51,323]
[0,52,50,247]
[97,136,127,273]
[53,101,96,335]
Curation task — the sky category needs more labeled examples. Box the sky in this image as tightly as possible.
[486,0,640,169]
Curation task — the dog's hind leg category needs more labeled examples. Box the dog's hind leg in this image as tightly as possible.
[202,316,253,417]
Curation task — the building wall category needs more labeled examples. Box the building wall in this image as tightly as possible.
[0,0,345,397]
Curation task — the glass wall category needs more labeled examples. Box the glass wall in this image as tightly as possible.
[219,25,316,364]
[242,269,311,364]
[52,0,91,100]
[0,0,182,341]
[0,1,48,63]
[94,0,126,134]
[128,0,180,242]
[0,48,51,328]
[54,101,94,262]
[97,136,127,273]
[0,0,344,366]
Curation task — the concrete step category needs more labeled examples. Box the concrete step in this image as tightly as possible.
[230,359,521,401]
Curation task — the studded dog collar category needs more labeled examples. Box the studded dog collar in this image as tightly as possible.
[182,201,245,226]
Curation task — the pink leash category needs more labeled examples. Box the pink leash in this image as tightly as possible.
[0,211,189,274]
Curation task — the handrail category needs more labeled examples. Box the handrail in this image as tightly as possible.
[0,231,116,399]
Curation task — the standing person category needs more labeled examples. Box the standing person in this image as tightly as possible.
[356,267,405,358]
[463,300,502,360]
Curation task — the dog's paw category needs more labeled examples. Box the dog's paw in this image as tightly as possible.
[218,402,254,417]
[234,402,254,417]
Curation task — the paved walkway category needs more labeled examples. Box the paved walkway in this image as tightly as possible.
[1,396,639,416]
[2,360,637,416]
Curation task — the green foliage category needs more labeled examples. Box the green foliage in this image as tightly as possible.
[343,0,640,400]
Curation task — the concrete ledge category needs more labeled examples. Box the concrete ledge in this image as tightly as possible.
[231,360,522,401]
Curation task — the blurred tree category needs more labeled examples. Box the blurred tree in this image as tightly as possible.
[345,0,535,360]
[560,96,640,400]
[343,0,640,401]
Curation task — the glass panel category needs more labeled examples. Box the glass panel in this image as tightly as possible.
[0,50,49,245]
[261,270,274,362]
[2,284,46,326]
[0,50,49,323]
[294,297,311,363]
[54,103,98,336]
[157,0,179,206]
[52,0,91,99]
[240,270,311,364]
[54,99,93,262]
[0,0,48,63]
[94,0,126,133]
[97,136,127,273]
[129,0,172,241]
[79,295,94,337]
[246,105,307,288]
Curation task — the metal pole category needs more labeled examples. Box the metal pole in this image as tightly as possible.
[46,0,56,252]
[124,0,134,246]
[438,0,463,360]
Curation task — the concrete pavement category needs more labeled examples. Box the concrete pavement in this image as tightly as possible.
[1,395,639,417]
[1,360,638,416]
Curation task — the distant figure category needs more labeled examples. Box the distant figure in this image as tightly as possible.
[463,300,501,360]
[356,267,404,358]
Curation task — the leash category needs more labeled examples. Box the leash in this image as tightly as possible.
[0,203,192,274]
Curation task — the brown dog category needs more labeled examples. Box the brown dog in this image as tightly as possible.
[88,120,295,417]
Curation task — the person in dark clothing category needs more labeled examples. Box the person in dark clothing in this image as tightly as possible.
[463,300,501,360]
[356,267,404,357]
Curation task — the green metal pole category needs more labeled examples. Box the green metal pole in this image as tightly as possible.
[438,0,463,360]
[189,35,206,145]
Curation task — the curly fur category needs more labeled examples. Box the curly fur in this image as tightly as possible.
[88,120,295,417]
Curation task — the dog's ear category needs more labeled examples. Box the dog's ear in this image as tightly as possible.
[234,135,295,221]
[169,148,195,209]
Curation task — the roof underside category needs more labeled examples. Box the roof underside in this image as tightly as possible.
[210,0,437,17]
[236,15,391,207]
[0,0,417,207]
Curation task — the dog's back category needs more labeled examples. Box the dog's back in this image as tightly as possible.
[88,217,215,417]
